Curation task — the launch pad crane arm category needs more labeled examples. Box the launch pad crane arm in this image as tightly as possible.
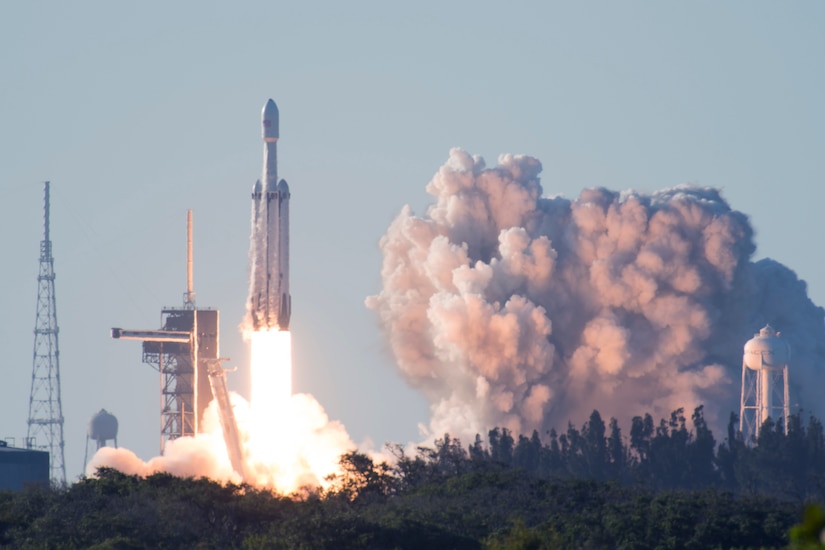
[111,328,191,343]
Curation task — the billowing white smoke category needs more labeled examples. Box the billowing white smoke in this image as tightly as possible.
[367,148,825,440]
[88,392,355,494]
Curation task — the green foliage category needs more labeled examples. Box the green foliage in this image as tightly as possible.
[4,406,825,548]
[790,504,825,549]
[483,518,562,549]
[327,450,395,502]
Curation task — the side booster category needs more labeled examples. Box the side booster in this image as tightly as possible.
[250,99,291,330]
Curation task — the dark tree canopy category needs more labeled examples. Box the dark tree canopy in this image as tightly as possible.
[1,406,823,549]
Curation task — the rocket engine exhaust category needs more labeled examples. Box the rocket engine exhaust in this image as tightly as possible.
[367,148,825,443]
[249,99,291,331]
[86,98,357,495]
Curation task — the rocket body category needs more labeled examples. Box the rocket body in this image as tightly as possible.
[250,99,291,330]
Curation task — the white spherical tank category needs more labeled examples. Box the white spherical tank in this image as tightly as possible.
[88,409,118,442]
[743,325,790,371]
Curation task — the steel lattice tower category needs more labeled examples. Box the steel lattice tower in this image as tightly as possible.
[26,181,66,485]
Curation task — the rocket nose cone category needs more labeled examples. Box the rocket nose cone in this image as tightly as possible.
[262,98,279,142]
[263,99,278,117]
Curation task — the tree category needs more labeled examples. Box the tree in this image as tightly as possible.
[513,431,542,474]
[607,417,628,481]
[469,433,489,465]
[331,451,394,502]
[580,410,608,480]
[715,412,744,491]
[686,405,717,488]
[488,428,514,465]
[630,413,654,465]
[546,429,563,478]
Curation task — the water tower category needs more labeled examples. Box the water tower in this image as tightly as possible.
[739,325,790,442]
[84,409,118,469]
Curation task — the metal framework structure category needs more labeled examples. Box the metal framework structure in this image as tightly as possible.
[146,311,200,450]
[739,325,791,444]
[112,309,219,454]
[740,362,790,442]
[112,322,200,452]
[26,181,66,484]
[205,358,245,478]
[111,212,219,454]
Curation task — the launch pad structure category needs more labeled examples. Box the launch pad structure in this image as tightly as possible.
[111,212,244,477]
[125,306,220,448]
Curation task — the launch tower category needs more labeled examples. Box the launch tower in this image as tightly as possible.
[740,325,790,442]
[111,212,223,454]
[26,181,66,485]
[111,211,244,478]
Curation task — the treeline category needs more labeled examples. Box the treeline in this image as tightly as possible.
[383,406,825,501]
[0,406,823,548]
[0,466,800,548]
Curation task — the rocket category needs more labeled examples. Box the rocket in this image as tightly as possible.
[249,99,291,330]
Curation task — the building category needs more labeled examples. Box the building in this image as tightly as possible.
[0,441,49,490]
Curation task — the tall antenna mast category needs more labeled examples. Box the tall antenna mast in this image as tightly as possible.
[183,209,196,309]
[27,181,67,484]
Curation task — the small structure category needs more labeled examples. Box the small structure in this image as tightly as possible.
[84,409,119,470]
[89,409,118,449]
[740,325,790,442]
[0,441,49,490]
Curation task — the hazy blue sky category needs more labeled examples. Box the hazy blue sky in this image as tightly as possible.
[2,2,823,480]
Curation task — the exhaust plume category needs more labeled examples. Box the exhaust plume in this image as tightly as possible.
[367,148,825,439]
[88,391,355,494]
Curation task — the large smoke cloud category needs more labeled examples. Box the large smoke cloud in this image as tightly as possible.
[367,148,825,439]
